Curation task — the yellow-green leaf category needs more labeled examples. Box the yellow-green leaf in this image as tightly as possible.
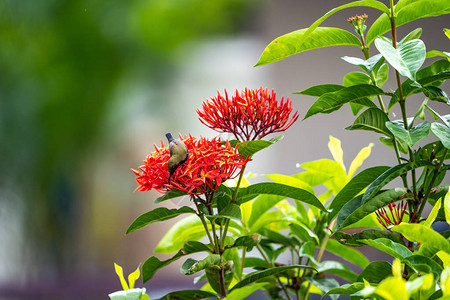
[445,190,450,226]
[114,263,129,291]
[375,277,408,300]
[128,266,141,289]
[328,135,345,171]
[424,198,441,227]
[441,266,450,296]
[437,251,450,268]
[348,143,374,179]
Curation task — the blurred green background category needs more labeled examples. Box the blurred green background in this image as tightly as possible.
[0,0,448,299]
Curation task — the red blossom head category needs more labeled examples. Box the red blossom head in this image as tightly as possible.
[375,201,407,229]
[197,87,299,141]
[131,135,249,195]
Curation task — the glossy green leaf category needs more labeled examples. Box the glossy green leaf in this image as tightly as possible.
[226,283,267,300]
[326,239,370,269]
[243,257,269,269]
[392,223,450,255]
[334,229,406,247]
[234,134,283,158]
[402,254,443,275]
[323,282,364,297]
[357,261,392,283]
[154,215,206,253]
[360,238,412,259]
[230,265,315,291]
[305,277,340,298]
[154,189,189,204]
[441,266,450,296]
[427,50,450,59]
[233,234,261,251]
[126,206,196,234]
[346,107,391,136]
[400,28,423,44]
[422,86,450,103]
[362,160,433,202]
[366,0,450,45]
[375,63,389,87]
[341,54,384,73]
[155,290,218,300]
[431,122,450,149]
[317,260,358,281]
[218,203,242,221]
[289,223,319,244]
[337,188,409,231]
[255,27,361,66]
[386,121,431,149]
[425,106,450,127]
[142,241,211,282]
[236,182,326,211]
[296,84,345,96]
[374,37,426,81]
[304,84,388,119]
[265,174,315,194]
[343,72,371,87]
[328,166,390,223]
[379,135,409,154]
[247,194,285,230]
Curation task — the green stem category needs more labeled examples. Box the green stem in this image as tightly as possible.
[416,149,448,218]
[256,244,293,300]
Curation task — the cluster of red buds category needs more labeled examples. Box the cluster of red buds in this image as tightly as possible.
[375,201,407,229]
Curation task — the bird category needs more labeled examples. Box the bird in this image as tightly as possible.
[166,133,189,183]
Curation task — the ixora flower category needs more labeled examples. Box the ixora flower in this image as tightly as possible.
[131,135,248,195]
[197,87,299,141]
[375,201,407,229]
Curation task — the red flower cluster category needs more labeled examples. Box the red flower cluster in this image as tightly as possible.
[375,201,407,229]
[197,87,299,141]
[131,135,249,195]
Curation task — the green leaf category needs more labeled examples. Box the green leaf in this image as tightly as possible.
[328,166,390,223]
[126,206,196,234]
[218,203,242,221]
[304,84,388,119]
[362,161,433,202]
[341,54,384,73]
[357,261,392,283]
[402,254,444,275]
[385,121,431,149]
[427,50,450,59]
[296,84,345,96]
[347,142,374,179]
[343,72,371,87]
[323,282,365,297]
[255,27,361,66]
[155,290,218,300]
[374,37,426,81]
[375,277,408,300]
[334,229,406,247]
[235,134,283,158]
[317,260,358,281]
[400,28,423,44]
[326,239,370,269]
[305,277,340,297]
[247,194,285,230]
[233,234,261,251]
[431,122,450,149]
[230,265,315,291]
[392,223,450,255]
[366,0,450,45]
[346,107,391,136]
[154,189,188,204]
[225,283,267,300]
[425,105,450,127]
[142,241,211,282]
[375,63,389,88]
[154,215,206,253]
[265,173,315,194]
[109,289,148,300]
[289,223,319,244]
[360,238,413,259]
[379,136,409,154]
[237,182,326,212]
[337,188,409,231]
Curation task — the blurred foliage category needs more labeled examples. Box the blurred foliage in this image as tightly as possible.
[0,0,256,275]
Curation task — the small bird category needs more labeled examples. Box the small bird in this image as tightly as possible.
[166,133,189,183]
